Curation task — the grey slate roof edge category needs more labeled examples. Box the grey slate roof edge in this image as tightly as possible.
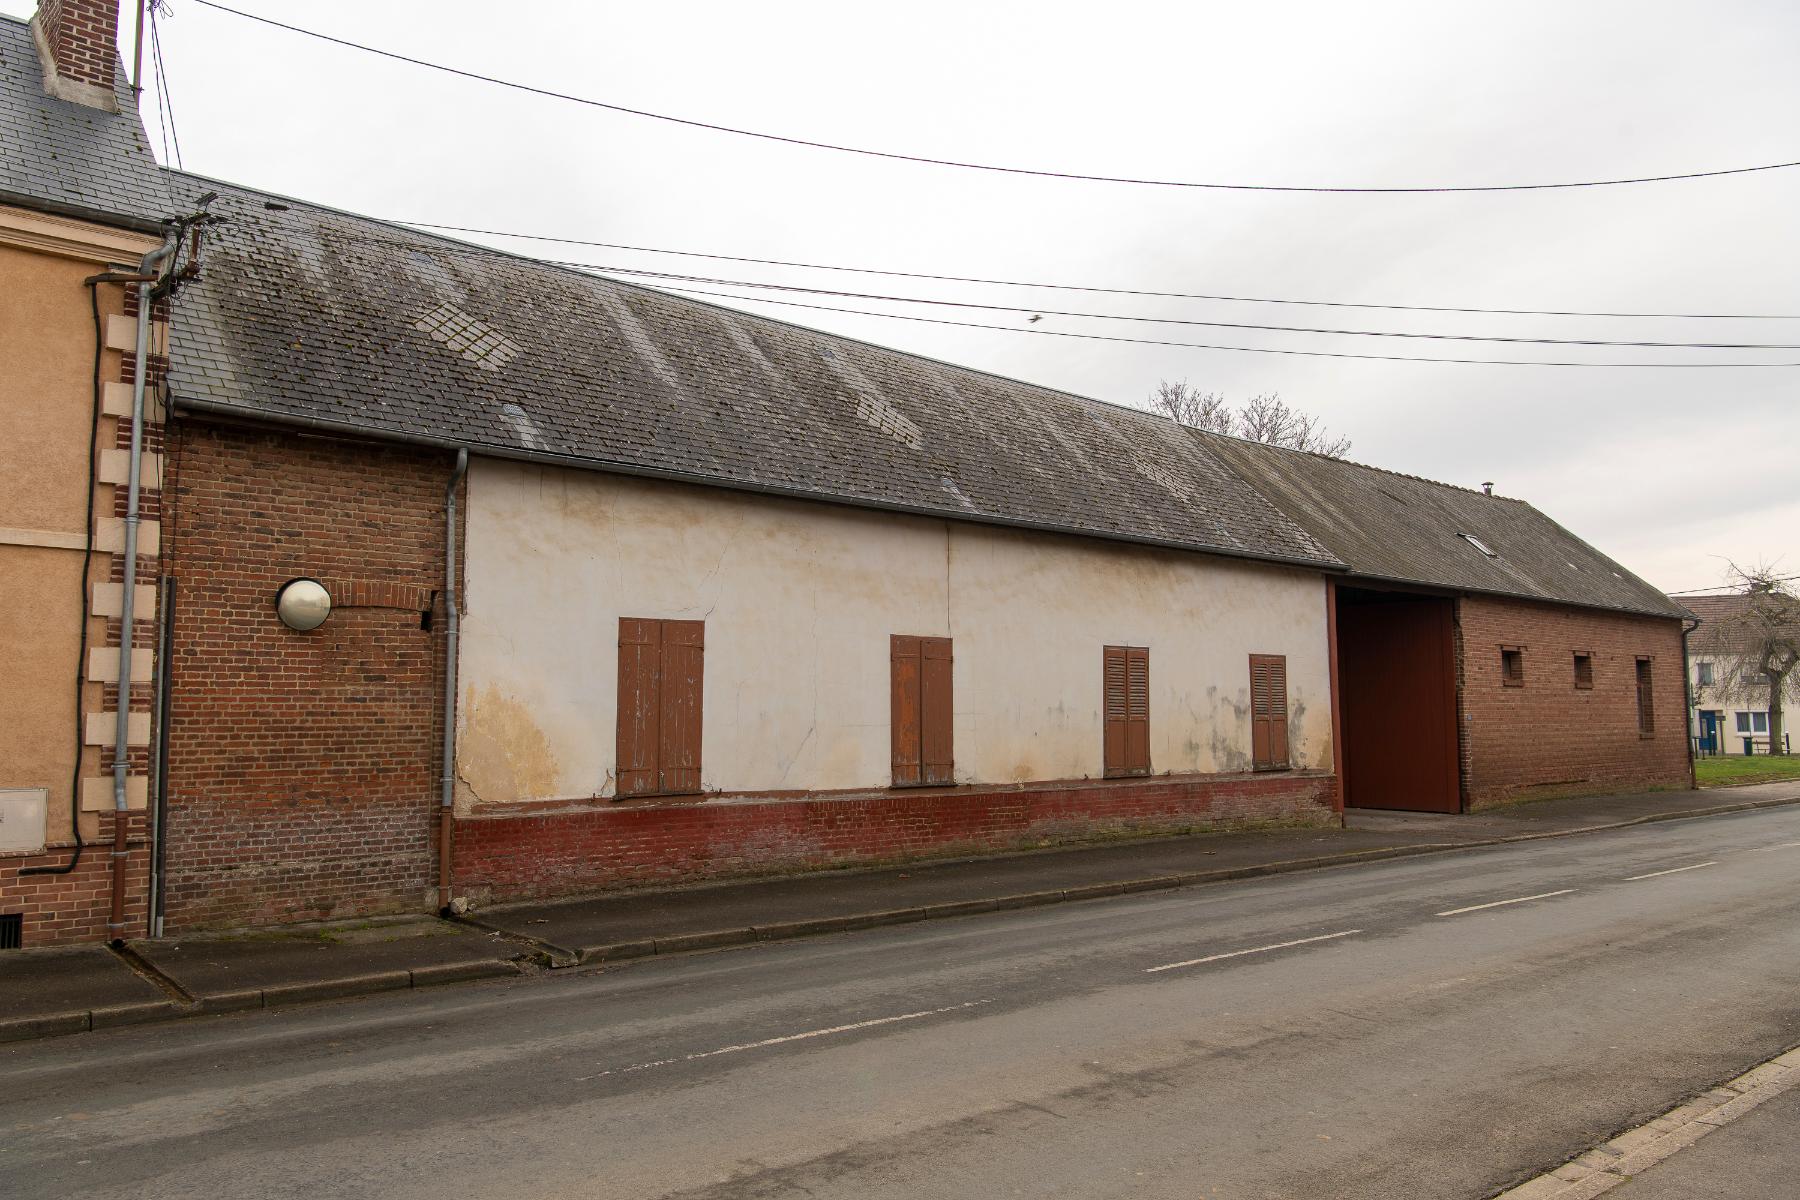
[0,184,169,236]
[168,392,1350,575]
[1189,426,1687,621]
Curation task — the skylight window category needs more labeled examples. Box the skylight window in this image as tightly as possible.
[1459,533,1498,558]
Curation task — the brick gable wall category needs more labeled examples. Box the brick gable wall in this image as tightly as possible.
[1456,594,1690,807]
[161,421,455,930]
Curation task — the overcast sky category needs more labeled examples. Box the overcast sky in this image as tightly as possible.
[30,0,1797,594]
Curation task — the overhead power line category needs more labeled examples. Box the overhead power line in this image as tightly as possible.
[326,230,1800,350]
[394,220,1800,321]
[194,1,1800,196]
[654,283,1800,368]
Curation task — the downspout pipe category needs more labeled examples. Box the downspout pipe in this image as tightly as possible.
[438,447,469,914]
[109,230,180,945]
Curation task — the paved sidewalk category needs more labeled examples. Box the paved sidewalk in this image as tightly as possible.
[4,780,1796,1044]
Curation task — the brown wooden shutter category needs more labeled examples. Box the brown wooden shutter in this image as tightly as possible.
[1250,654,1290,770]
[659,620,704,794]
[617,618,662,798]
[920,636,954,784]
[1104,646,1150,777]
[891,635,922,786]
[617,617,704,797]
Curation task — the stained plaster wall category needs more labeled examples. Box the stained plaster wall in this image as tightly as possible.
[456,458,1332,811]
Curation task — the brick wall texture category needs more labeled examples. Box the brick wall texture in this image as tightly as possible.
[0,814,148,945]
[36,0,118,91]
[1456,594,1690,808]
[452,772,1338,906]
[162,422,454,930]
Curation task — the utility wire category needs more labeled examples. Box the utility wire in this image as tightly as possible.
[150,1,184,170]
[653,282,1800,367]
[193,0,1800,196]
[393,220,1800,321]
[323,229,1800,350]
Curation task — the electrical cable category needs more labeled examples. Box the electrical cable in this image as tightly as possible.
[191,1,1800,196]
[652,282,1800,368]
[392,220,1800,321]
[20,285,107,878]
[150,1,183,170]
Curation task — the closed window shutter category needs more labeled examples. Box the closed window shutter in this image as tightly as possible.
[1250,654,1290,770]
[617,618,663,798]
[1104,646,1150,776]
[659,620,705,794]
[891,635,923,786]
[920,636,954,784]
[617,617,704,797]
[1126,647,1150,774]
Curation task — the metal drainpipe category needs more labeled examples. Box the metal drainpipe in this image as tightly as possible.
[438,448,469,914]
[1681,616,1701,787]
[108,231,180,945]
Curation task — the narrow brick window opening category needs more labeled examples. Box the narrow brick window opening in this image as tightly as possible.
[1501,647,1524,687]
[1635,658,1655,736]
[1572,652,1594,690]
[0,913,21,950]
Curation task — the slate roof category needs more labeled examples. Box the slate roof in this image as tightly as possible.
[0,14,168,231]
[162,172,1339,571]
[1201,435,1687,618]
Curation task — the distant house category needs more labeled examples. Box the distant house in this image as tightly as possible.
[1684,593,1798,756]
[0,1,1696,945]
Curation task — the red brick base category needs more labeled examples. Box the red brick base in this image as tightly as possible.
[451,771,1338,906]
[0,813,151,947]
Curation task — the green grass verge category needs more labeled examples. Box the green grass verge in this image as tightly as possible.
[1695,755,1800,787]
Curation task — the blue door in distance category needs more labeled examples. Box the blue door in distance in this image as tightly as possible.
[1699,710,1720,754]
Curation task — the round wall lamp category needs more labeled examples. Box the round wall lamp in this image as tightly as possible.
[275,578,332,631]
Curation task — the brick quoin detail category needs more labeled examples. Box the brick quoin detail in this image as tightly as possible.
[162,422,457,930]
[452,773,1337,906]
[1455,594,1689,808]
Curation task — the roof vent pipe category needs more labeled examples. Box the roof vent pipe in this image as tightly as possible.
[1482,482,1494,496]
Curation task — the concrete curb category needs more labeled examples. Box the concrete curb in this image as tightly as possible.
[0,955,527,1046]
[546,791,1800,965]
[1491,1042,1800,1198]
[6,791,1796,1045]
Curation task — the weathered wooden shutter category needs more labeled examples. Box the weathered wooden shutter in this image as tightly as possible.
[617,618,663,798]
[920,636,954,784]
[659,620,704,793]
[617,617,704,797]
[1104,646,1150,776]
[1250,653,1290,770]
[891,635,922,786]
[1636,658,1654,734]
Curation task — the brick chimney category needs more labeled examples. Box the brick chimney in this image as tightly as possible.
[31,0,122,112]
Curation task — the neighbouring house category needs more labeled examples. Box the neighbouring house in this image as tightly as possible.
[1684,593,1799,756]
[0,2,1695,944]
[0,4,172,946]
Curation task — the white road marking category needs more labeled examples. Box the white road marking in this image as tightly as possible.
[1436,889,1575,917]
[1144,929,1363,974]
[574,999,992,1080]
[1625,861,1718,881]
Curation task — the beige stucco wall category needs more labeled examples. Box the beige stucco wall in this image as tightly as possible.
[0,223,154,849]
[457,458,1332,811]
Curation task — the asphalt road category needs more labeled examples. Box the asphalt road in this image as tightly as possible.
[6,806,1800,1200]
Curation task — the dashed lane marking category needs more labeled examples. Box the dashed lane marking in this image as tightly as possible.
[1625,861,1718,880]
[573,999,993,1080]
[1144,929,1363,974]
[1435,889,1575,917]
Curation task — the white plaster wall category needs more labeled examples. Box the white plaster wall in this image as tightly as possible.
[456,458,1332,811]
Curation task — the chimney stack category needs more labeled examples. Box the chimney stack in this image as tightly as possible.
[31,0,122,112]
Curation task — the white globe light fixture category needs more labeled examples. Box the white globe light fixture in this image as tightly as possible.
[275,578,332,631]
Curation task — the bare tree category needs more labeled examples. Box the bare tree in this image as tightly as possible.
[1149,381,1352,457]
[1707,563,1800,755]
